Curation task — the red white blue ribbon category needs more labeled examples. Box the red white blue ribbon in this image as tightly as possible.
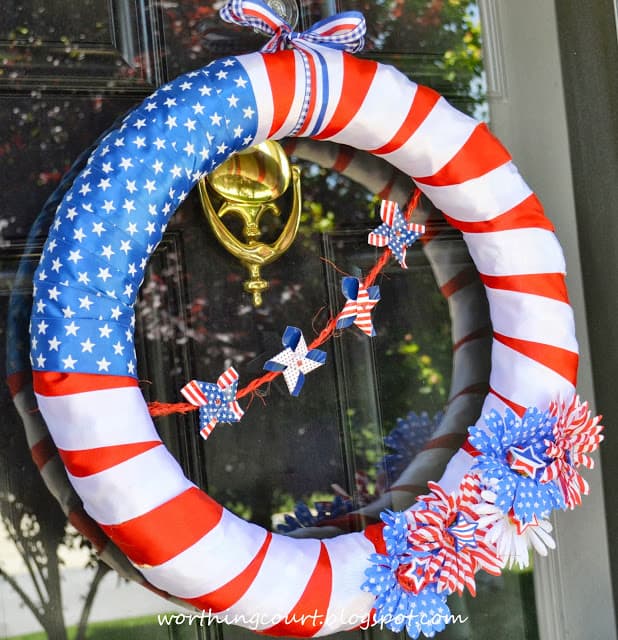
[180,367,244,439]
[336,277,380,337]
[220,0,366,54]
[263,326,326,396]
[368,200,425,269]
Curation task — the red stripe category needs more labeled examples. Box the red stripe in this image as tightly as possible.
[187,532,272,613]
[489,387,526,417]
[332,146,355,172]
[6,371,29,397]
[480,272,569,303]
[369,84,441,155]
[31,435,57,470]
[312,56,378,140]
[33,371,137,396]
[100,487,223,566]
[453,326,492,351]
[462,438,481,457]
[414,123,512,186]
[69,506,108,552]
[262,51,297,138]
[263,543,332,636]
[493,332,578,384]
[444,193,555,234]
[440,266,479,298]
[364,522,386,554]
[58,441,161,477]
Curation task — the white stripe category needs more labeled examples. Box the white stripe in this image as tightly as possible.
[315,533,375,636]
[417,162,533,222]
[378,96,477,177]
[328,63,419,150]
[140,508,268,598]
[236,53,273,143]
[449,281,489,346]
[69,446,193,525]
[465,228,566,276]
[490,340,575,410]
[487,288,578,352]
[13,389,49,448]
[219,535,322,629]
[434,449,475,494]
[36,387,160,450]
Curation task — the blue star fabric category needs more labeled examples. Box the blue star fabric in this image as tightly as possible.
[29,57,258,378]
[368,200,425,269]
[468,407,565,524]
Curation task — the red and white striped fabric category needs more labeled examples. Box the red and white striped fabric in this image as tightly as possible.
[32,48,578,636]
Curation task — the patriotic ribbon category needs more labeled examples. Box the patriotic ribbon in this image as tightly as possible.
[220,0,366,54]
[263,326,326,396]
[336,277,380,337]
[368,200,425,269]
[180,367,244,439]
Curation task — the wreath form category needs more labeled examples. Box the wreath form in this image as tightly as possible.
[28,3,602,638]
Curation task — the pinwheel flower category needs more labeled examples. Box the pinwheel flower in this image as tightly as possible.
[541,395,604,509]
[180,367,244,439]
[362,511,451,639]
[474,490,556,570]
[335,277,380,337]
[468,407,565,524]
[407,476,501,597]
[263,326,326,396]
[368,199,425,269]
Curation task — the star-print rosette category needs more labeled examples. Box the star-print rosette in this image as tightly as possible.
[468,407,565,524]
[180,367,244,439]
[368,200,425,269]
[407,477,502,597]
[541,396,604,509]
[474,490,555,570]
[263,326,326,396]
[335,277,380,337]
[362,511,451,639]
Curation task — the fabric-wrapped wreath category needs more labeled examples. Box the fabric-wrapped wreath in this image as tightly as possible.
[25,1,603,637]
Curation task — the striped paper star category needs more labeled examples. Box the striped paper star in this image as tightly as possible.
[336,277,380,337]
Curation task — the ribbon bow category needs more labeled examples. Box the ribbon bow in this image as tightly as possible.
[263,326,326,396]
[220,0,366,54]
[180,367,244,439]
[336,277,380,337]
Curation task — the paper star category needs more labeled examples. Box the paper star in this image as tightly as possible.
[263,326,326,396]
[368,199,425,268]
[335,277,380,337]
[507,444,546,479]
[180,367,244,439]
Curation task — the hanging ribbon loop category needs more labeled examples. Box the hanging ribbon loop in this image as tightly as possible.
[220,0,366,54]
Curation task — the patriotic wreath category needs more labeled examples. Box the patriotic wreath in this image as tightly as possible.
[24,1,603,638]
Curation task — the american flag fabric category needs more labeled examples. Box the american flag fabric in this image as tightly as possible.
[28,0,581,633]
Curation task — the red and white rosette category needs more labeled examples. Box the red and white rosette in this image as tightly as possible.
[30,37,578,640]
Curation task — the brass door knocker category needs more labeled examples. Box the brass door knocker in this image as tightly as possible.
[198,141,301,306]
